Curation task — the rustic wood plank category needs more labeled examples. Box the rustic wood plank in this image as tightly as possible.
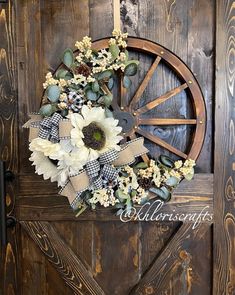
[187,0,214,172]
[20,221,105,295]
[92,222,140,294]
[130,223,212,295]
[140,222,180,275]
[133,0,192,162]
[21,227,47,295]
[0,1,19,294]
[16,174,213,221]
[213,0,235,294]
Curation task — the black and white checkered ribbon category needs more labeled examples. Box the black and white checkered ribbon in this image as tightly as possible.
[34,113,62,143]
[85,149,119,190]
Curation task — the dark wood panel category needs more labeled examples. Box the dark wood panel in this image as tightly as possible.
[0,1,19,294]
[16,174,213,221]
[21,221,105,295]
[131,223,212,295]
[92,222,140,294]
[213,0,235,294]
[187,0,214,172]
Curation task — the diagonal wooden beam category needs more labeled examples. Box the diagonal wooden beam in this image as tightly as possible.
[136,83,188,115]
[20,221,105,295]
[136,127,188,159]
[129,56,161,108]
[130,223,211,294]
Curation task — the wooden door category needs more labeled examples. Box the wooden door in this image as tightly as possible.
[0,0,234,294]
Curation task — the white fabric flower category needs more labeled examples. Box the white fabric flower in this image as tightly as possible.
[70,105,122,163]
[29,138,85,186]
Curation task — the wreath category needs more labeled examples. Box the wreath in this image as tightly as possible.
[23,30,195,216]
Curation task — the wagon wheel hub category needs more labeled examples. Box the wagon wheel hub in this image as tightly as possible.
[113,110,136,135]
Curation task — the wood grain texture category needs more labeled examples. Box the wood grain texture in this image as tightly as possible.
[0,1,19,294]
[213,0,235,294]
[16,174,213,221]
[20,221,105,295]
[130,223,212,295]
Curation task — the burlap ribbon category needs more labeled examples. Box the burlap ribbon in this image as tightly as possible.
[24,114,149,208]
[59,137,148,209]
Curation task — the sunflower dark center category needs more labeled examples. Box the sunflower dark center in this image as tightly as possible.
[82,122,106,150]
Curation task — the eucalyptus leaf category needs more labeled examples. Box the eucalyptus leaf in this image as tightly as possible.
[131,190,137,197]
[108,77,114,90]
[98,94,113,107]
[134,162,148,169]
[109,44,120,59]
[39,104,57,117]
[105,107,114,118]
[184,171,194,181]
[124,50,129,61]
[97,70,113,80]
[62,48,74,68]
[116,189,129,200]
[166,176,180,187]
[56,69,68,79]
[123,76,132,88]
[124,61,139,76]
[92,80,100,92]
[159,155,174,168]
[86,89,98,101]
[149,186,171,202]
[46,85,61,102]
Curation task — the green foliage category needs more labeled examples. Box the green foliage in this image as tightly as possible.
[166,176,180,187]
[158,155,174,168]
[97,70,113,81]
[92,80,100,92]
[39,104,57,117]
[149,186,171,202]
[109,44,120,59]
[86,89,98,101]
[123,76,132,88]
[62,48,74,68]
[46,85,61,102]
[134,162,148,169]
[124,60,139,76]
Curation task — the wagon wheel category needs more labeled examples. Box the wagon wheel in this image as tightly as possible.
[92,37,206,162]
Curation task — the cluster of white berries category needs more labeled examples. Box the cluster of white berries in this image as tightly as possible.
[89,188,119,207]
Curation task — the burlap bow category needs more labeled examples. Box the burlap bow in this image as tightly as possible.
[59,137,149,209]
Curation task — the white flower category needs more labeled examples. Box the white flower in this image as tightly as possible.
[70,105,122,163]
[29,138,85,186]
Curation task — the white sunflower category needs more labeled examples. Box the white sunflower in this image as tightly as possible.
[70,105,122,163]
[29,138,85,186]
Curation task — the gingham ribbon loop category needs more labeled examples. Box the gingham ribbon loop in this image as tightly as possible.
[38,113,62,143]
[99,149,119,165]
[102,164,118,181]
[86,160,100,179]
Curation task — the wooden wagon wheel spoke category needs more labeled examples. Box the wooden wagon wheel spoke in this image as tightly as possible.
[136,127,188,159]
[129,56,162,109]
[119,72,127,108]
[136,83,188,115]
[92,37,206,161]
[139,118,197,125]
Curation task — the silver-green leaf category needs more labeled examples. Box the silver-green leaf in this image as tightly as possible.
[124,61,139,76]
[46,85,61,102]
[123,76,132,88]
[62,48,74,68]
